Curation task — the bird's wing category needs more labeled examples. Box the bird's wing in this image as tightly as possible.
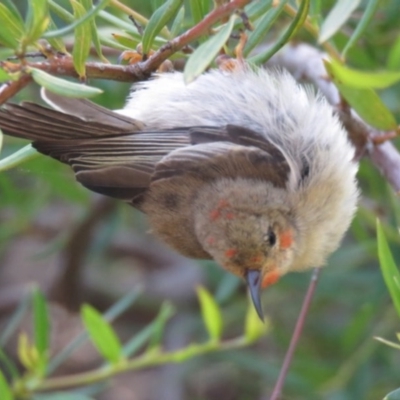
[153,125,291,188]
[36,132,190,204]
[0,101,190,205]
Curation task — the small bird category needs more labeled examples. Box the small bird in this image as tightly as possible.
[0,65,359,319]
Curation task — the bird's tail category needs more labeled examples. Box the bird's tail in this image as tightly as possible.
[0,89,142,142]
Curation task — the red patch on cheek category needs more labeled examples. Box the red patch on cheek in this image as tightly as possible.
[206,236,216,245]
[209,209,220,221]
[262,270,280,288]
[225,212,235,220]
[225,248,237,258]
[280,229,293,249]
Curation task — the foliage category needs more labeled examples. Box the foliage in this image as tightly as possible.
[0,0,399,399]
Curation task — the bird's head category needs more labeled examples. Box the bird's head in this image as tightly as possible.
[195,186,298,320]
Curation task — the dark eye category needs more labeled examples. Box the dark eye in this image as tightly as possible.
[265,228,276,247]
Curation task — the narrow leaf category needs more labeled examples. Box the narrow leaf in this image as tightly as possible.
[387,34,400,71]
[17,332,39,370]
[80,0,108,63]
[48,288,141,374]
[319,0,361,43]
[342,0,380,57]
[0,68,11,83]
[196,286,222,341]
[244,0,286,57]
[29,68,103,98]
[48,0,74,23]
[142,0,183,54]
[325,61,397,130]
[44,0,110,39]
[71,0,92,78]
[2,0,24,24]
[376,220,400,319]
[189,0,210,25]
[0,370,12,400]
[184,15,236,83]
[45,18,67,53]
[81,304,122,363]
[325,59,400,89]
[0,3,25,48]
[249,0,308,65]
[25,0,50,43]
[170,7,185,37]
[0,144,38,172]
[33,288,49,356]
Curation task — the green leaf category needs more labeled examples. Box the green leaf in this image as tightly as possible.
[25,0,50,44]
[325,59,400,89]
[29,68,103,98]
[324,61,397,130]
[45,18,67,53]
[0,68,12,83]
[342,0,380,58]
[33,288,49,356]
[81,304,123,363]
[170,6,185,37]
[249,0,308,65]
[0,3,25,49]
[80,0,108,63]
[44,0,110,39]
[245,299,269,342]
[48,288,142,375]
[142,0,184,54]
[384,388,400,400]
[70,0,92,79]
[111,33,138,50]
[0,144,38,172]
[2,0,24,25]
[184,15,237,83]
[377,220,400,319]
[196,286,222,341]
[244,0,285,57]
[189,0,210,25]
[0,370,12,400]
[319,0,361,43]
[48,0,74,23]
[387,34,400,71]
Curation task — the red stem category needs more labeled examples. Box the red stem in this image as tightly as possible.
[269,267,321,400]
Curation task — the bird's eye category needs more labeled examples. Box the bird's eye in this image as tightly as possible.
[265,228,276,247]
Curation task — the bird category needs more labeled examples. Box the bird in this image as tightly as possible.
[0,64,359,319]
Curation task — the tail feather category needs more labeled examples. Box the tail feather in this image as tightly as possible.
[0,98,142,142]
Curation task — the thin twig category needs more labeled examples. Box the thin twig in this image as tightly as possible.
[269,268,321,400]
[0,75,32,105]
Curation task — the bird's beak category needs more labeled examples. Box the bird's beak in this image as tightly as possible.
[246,269,264,322]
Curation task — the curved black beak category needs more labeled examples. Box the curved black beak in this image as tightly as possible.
[246,269,264,322]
